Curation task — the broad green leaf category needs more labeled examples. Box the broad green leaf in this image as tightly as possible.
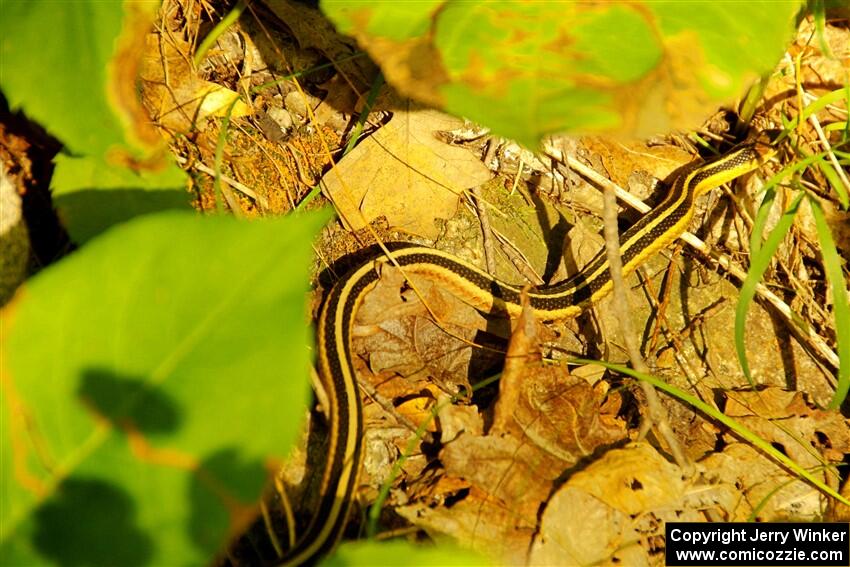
[0,1,157,157]
[51,154,191,244]
[323,540,492,567]
[1,210,328,565]
[321,1,801,147]
[0,0,190,245]
[650,3,797,97]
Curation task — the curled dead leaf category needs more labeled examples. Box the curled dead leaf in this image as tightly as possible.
[140,34,250,135]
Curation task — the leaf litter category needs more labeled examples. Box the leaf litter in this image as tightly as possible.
[145,2,850,564]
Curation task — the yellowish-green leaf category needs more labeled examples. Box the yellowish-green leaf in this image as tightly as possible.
[323,540,492,567]
[321,1,801,147]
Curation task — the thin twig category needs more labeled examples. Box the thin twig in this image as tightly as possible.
[600,177,692,472]
[358,379,434,444]
[492,229,545,285]
[174,154,269,208]
[804,93,850,196]
[470,186,496,273]
[545,145,840,374]
[636,267,711,393]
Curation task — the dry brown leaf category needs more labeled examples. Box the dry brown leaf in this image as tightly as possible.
[514,371,627,464]
[356,263,501,395]
[530,443,686,566]
[396,485,535,565]
[492,292,539,435]
[581,138,693,190]
[443,433,557,517]
[139,34,250,134]
[528,442,759,565]
[261,0,376,94]
[321,108,493,238]
[700,443,825,522]
[723,387,850,467]
[568,443,687,515]
[400,434,554,563]
[528,442,807,565]
[530,487,651,567]
[399,364,627,562]
[437,401,484,443]
[790,18,850,93]
[493,304,628,462]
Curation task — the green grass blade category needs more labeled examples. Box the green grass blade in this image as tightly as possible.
[760,151,827,194]
[779,88,848,136]
[365,372,502,539]
[324,541,491,566]
[749,187,777,256]
[816,159,850,209]
[194,1,246,67]
[823,121,848,133]
[808,196,850,409]
[736,192,804,385]
[810,0,833,59]
[570,358,850,507]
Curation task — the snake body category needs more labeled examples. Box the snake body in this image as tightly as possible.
[282,138,775,564]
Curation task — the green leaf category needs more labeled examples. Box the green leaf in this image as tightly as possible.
[322,540,492,567]
[0,1,192,243]
[736,192,804,386]
[650,3,799,97]
[808,197,850,409]
[1,210,329,565]
[0,1,156,156]
[321,1,802,147]
[327,0,442,41]
[51,154,191,244]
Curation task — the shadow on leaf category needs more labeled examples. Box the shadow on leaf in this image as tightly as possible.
[189,448,268,558]
[33,477,153,566]
[78,368,181,434]
[55,188,189,244]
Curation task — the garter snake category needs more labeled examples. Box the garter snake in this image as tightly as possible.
[282,136,776,565]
